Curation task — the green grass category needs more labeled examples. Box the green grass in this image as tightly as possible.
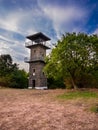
[57,90,98,113]
[90,105,98,113]
[57,91,98,100]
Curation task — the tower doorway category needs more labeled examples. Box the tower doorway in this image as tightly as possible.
[32,80,35,88]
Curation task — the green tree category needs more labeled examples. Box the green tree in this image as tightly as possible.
[0,54,28,88]
[0,54,18,76]
[44,33,98,89]
[10,69,28,88]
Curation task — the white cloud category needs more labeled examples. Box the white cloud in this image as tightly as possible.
[0,8,39,71]
[41,6,85,24]
[0,35,13,43]
[0,32,29,69]
[0,8,39,35]
[18,61,29,72]
[0,13,20,33]
[37,1,88,38]
[93,28,98,35]
[0,4,54,71]
[0,41,10,54]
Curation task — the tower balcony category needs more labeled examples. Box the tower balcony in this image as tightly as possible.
[24,57,45,63]
[25,41,50,49]
[25,41,46,47]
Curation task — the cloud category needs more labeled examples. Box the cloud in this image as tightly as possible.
[0,38,29,71]
[37,1,88,38]
[0,7,39,71]
[93,28,98,35]
[0,3,54,71]
[0,6,41,36]
[0,1,55,41]
[0,30,29,70]
[41,6,85,23]
[0,35,13,43]
[0,13,20,33]
[0,40,10,54]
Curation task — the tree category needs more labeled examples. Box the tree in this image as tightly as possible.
[10,69,28,88]
[44,33,98,89]
[0,54,18,76]
[0,54,28,88]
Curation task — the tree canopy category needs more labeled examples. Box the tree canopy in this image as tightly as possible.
[0,54,18,76]
[44,33,98,89]
[0,54,28,88]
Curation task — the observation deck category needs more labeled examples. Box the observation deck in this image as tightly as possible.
[24,56,45,63]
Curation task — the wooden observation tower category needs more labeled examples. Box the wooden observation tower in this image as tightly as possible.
[25,32,50,89]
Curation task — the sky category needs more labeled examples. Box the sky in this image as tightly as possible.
[0,0,98,71]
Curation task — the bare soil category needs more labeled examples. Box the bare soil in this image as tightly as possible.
[0,89,98,130]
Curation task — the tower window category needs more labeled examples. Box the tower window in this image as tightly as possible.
[33,68,35,72]
[32,68,35,76]
[42,54,44,57]
[34,50,36,53]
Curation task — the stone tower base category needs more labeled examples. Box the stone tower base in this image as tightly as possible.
[28,86,48,90]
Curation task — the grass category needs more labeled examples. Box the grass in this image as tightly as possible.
[90,104,98,113]
[57,90,98,113]
[57,90,98,100]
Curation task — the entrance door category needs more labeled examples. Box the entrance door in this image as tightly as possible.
[32,80,35,88]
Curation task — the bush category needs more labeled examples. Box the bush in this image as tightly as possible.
[0,76,11,87]
[9,70,28,89]
[0,70,28,89]
[47,78,65,89]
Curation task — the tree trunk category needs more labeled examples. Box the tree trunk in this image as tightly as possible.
[71,77,77,89]
[64,78,72,89]
[67,69,78,89]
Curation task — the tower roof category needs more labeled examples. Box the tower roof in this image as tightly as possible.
[26,32,50,41]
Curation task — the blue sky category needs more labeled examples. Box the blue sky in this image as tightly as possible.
[0,0,98,71]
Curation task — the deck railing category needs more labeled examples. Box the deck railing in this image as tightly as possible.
[24,57,45,63]
[25,41,47,47]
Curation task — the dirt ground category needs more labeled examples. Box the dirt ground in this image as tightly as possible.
[0,89,98,130]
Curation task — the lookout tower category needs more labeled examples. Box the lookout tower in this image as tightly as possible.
[25,32,50,89]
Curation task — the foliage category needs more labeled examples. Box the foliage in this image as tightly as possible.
[0,75,11,87]
[47,78,65,89]
[0,54,28,88]
[44,33,98,89]
[9,69,28,88]
[0,54,18,76]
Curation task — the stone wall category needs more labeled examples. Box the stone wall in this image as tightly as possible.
[29,45,47,88]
